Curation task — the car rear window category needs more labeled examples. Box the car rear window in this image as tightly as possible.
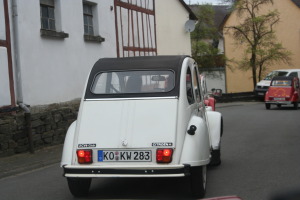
[271,80,292,86]
[91,70,175,94]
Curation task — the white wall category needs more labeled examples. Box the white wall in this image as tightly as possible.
[0,1,6,40]
[200,70,226,93]
[14,0,117,106]
[0,47,11,106]
[155,0,192,56]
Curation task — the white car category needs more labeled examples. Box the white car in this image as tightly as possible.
[61,56,223,198]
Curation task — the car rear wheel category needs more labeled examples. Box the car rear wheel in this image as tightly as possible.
[265,103,271,110]
[294,102,298,110]
[67,178,91,197]
[190,166,206,198]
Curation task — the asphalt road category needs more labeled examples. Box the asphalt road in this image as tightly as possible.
[0,102,300,200]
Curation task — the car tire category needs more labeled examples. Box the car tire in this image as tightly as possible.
[294,102,298,110]
[67,178,91,197]
[210,149,221,166]
[190,166,206,198]
[265,103,270,110]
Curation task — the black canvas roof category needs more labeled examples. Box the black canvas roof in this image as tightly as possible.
[84,56,188,99]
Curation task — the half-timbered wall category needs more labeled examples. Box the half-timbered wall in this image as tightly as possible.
[114,0,157,57]
[0,0,15,108]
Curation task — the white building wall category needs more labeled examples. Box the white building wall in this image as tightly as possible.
[200,70,226,93]
[0,1,11,107]
[0,47,11,106]
[0,2,5,40]
[14,0,117,106]
[155,0,192,56]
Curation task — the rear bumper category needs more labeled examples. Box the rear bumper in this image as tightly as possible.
[63,164,191,178]
[265,101,293,105]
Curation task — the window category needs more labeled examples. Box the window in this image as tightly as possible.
[40,0,55,31]
[193,67,201,103]
[264,71,288,80]
[271,80,292,87]
[83,3,94,35]
[91,70,175,94]
[288,72,298,78]
[186,68,195,105]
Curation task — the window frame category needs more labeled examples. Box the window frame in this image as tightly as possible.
[83,3,94,36]
[40,2,56,31]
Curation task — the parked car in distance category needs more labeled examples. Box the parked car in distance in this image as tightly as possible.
[199,74,222,111]
[255,69,300,98]
[61,56,223,198]
[265,76,300,110]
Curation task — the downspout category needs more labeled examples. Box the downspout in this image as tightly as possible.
[11,0,34,153]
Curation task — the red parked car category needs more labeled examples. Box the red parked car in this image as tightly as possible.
[265,76,300,110]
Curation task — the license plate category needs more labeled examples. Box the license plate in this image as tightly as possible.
[98,150,152,162]
[258,92,264,96]
[274,98,285,100]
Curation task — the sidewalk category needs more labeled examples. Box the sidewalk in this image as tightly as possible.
[0,144,63,179]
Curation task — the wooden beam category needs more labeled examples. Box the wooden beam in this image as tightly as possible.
[115,0,154,15]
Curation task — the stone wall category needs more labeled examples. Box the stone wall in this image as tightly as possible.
[0,99,80,157]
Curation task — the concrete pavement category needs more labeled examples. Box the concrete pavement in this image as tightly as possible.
[0,144,63,179]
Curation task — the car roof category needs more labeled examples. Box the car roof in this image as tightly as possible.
[274,69,300,72]
[91,56,189,72]
[84,56,189,99]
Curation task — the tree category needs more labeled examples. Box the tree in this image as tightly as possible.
[191,4,225,68]
[225,0,292,87]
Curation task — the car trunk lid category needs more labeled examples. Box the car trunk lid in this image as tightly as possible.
[76,99,178,149]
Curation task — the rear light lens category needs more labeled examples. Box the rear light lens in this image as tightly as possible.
[77,149,93,164]
[156,149,173,163]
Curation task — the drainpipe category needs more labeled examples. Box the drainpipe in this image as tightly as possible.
[11,0,34,153]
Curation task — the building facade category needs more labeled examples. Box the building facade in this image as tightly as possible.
[0,0,196,109]
[223,0,300,93]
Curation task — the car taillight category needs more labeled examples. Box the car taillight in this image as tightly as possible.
[77,149,93,164]
[156,149,173,163]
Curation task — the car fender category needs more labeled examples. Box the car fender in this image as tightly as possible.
[61,121,77,167]
[207,111,222,150]
[208,97,216,111]
[180,115,210,166]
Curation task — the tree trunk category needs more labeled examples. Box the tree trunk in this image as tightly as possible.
[250,52,257,88]
[258,64,263,81]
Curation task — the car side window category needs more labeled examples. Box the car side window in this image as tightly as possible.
[193,67,201,103]
[186,68,195,105]
[288,72,298,78]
